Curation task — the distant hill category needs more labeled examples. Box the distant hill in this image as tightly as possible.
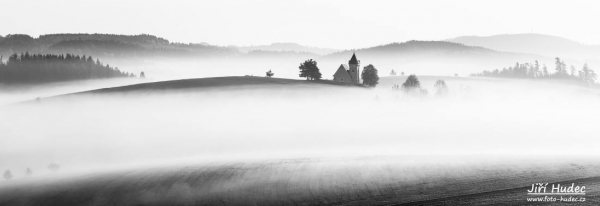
[236,42,339,55]
[448,34,600,60]
[0,34,329,60]
[317,40,548,76]
[0,33,238,59]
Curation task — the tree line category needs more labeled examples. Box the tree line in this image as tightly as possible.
[472,58,597,84]
[0,52,134,84]
[0,34,237,59]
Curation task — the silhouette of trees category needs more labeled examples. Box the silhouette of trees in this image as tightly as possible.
[579,63,597,84]
[0,52,132,84]
[3,170,12,180]
[298,59,321,80]
[402,74,420,91]
[266,70,274,78]
[361,64,379,87]
[472,58,597,85]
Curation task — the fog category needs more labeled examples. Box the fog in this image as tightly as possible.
[1,75,599,181]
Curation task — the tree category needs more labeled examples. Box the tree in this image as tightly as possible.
[580,63,597,84]
[25,168,33,176]
[532,60,540,78]
[361,64,379,87]
[434,79,448,96]
[401,71,405,76]
[390,69,397,76]
[3,170,12,180]
[266,70,274,78]
[542,64,549,77]
[402,74,421,92]
[140,71,145,78]
[298,59,321,80]
[554,57,567,77]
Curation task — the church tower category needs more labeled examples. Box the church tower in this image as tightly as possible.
[348,52,360,83]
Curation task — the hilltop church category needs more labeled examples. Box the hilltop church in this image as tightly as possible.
[333,53,360,83]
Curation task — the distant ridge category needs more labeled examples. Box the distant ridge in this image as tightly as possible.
[317,40,547,76]
[448,33,600,59]
[235,42,339,55]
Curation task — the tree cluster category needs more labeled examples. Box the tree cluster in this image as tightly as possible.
[0,52,133,84]
[472,58,597,84]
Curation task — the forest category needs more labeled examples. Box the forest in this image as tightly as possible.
[471,57,597,84]
[0,34,237,58]
[0,52,133,84]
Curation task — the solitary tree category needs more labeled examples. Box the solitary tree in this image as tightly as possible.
[555,57,567,76]
[401,71,405,76]
[390,69,397,76]
[140,71,146,78]
[3,170,12,180]
[434,79,448,95]
[298,59,322,80]
[265,70,274,78]
[402,74,421,92]
[361,64,379,87]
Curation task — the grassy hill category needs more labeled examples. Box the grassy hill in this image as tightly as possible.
[62,76,364,95]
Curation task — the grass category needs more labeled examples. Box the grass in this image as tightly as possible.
[1,156,599,205]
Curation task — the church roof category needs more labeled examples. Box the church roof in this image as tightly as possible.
[333,64,352,79]
[349,53,359,64]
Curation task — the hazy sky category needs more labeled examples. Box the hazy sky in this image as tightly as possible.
[2,0,599,49]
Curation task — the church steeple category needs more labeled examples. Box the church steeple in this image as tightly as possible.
[349,52,359,65]
[348,52,360,83]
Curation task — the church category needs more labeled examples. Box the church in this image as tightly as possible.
[333,53,360,83]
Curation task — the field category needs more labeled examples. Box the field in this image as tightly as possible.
[1,76,600,205]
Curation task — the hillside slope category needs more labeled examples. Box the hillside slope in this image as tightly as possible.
[54,76,364,96]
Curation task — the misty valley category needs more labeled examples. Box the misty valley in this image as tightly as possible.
[1,31,600,205]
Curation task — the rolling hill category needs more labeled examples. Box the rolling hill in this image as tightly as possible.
[448,33,600,60]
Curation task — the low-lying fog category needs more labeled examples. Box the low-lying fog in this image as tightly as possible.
[1,76,599,180]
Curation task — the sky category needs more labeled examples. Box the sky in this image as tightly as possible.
[1,0,600,49]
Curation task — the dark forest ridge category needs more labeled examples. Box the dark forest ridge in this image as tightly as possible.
[1,33,587,59]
